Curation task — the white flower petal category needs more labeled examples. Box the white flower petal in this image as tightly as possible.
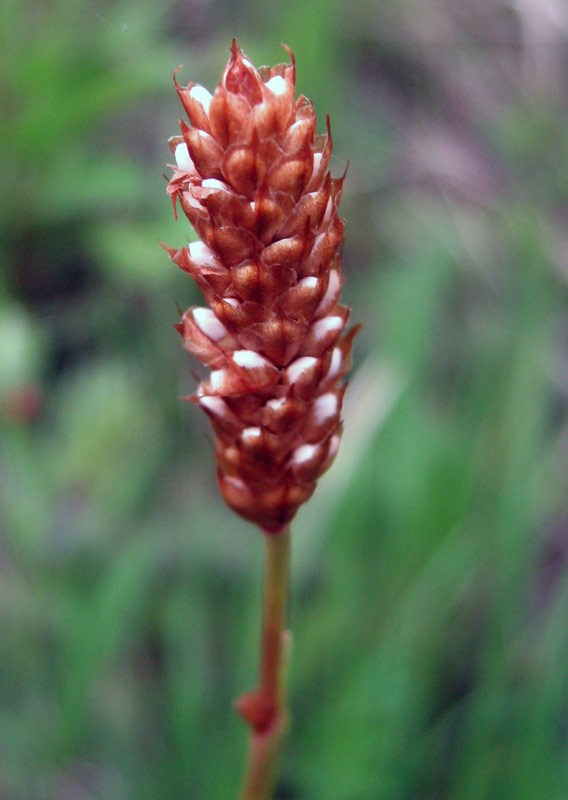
[310,316,343,341]
[189,85,212,113]
[201,178,231,192]
[265,75,288,96]
[242,426,262,443]
[174,143,195,172]
[291,443,319,465]
[188,241,221,267]
[326,348,342,381]
[312,392,338,425]
[199,396,229,415]
[233,350,269,369]
[193,308,228,341]
[286,357,318,385]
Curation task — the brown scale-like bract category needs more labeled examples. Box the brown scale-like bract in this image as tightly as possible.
[165,41,358,532]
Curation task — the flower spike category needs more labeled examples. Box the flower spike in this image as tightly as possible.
[166,42,357,532]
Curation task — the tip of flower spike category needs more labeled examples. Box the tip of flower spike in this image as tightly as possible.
[223,40,263,104]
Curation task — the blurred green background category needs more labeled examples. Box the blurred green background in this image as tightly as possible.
[1,0,568,797]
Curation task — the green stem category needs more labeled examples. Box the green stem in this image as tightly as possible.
[238,527,291,800]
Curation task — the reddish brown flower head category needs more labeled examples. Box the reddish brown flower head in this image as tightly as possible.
[165,41,358,532]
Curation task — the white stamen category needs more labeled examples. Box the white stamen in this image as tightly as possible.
[265,75,288,96]
[312,392,338,425]
[202,178,231,192]
[310,316,343,341]
[326,348,342,381]
[291,443,319,465]
[193,308,228,341]
[189,240,221,266]
[174,143,195,172]
[189,85,212,113]
[233,350,268,369]
[286,356,318,385]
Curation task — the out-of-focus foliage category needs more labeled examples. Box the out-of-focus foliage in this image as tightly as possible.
[1,0,567,798]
